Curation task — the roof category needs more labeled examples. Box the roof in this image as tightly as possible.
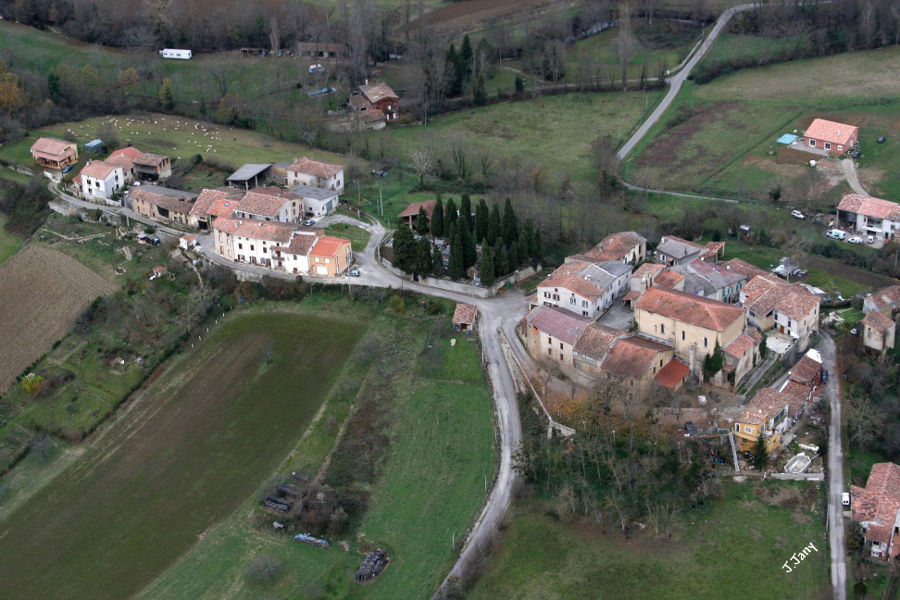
[227,163,272,182]
[453,303,478,325]
[399,200,437,219]
[865,286,900,312]
[190,187,244,217]
[654,358,690,389]
[656,236,702,260]
[863,310,895,334]
[851,463,900,545]
[573,231,646,264]
[131,186,196,214]
[720,258,769,280]
[310,235,350,258]
[360,82,398,103]
[238,188,298,217]
[290,184,340,201]
[540,261,629,301]
[526,305,591,345]
[213,217,296,244]
[654,270,684,289]
[30,137,75,158]
[778,378,817,416]
[838,194,900,221]
[633,262,665,280]
[747,387,791,419]
[679,258,746,294]
[635,286,745,332]
[133,153,168,168]
[274,230,321,255]
[106,146,142,169]
[725,331,758,359]
[741,274,820,321]
[573,322,622,361]
[181,234,197,242]
[805,118,858,146]
[601,337,672,379]
[79,160,120,180]
[287,157,343,179]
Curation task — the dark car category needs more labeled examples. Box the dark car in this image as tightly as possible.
[348,268,360,277]
[684,421,696,435]
[370,169,388,177]
[852,150,861,159]
[62,164,74,174]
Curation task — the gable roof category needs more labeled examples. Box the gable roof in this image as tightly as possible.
[725,331,759,359]
[654,358,690,389]
[212,217,296,244]
[287,157,343,179]
[399,200,437,220]
[290,184,340,201]
[654,270,684,289]
[635,286,745,332]
[526,305,591,345]
[573,322,623,361]
[30,137,75,159]
[273,230,321,255]
[131,186,196,214]
[572,231,646,264]
[80,160,120,180]
[133,153,168,168]
[360,82,398,103]
[106,146,142,170]
[601,336,671,379]
[788,348,822,384]
[863,310,895,334]
[851,462,900,546]
[453,303,478,325]
[227,163,272,182]
[720,257,769,280]
[838,194,900,221]
[741,274,820,320]
[190,187,244,217]
[310,235,350,258]
[540,261,631,301]
[633,262,665,280]
[238,188,298,217]
[805,118,858,146]
[747,387,791,419]
[865,285,900,312]
[656,235,702,260]
[679,258,746,294]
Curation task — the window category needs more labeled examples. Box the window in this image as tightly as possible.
[744,426,752,434]
[810,139,816,147]
[250,245,255,251]
[661,324,665,334]
[570,297,576,305]
[681,331,685,341]
[704,337,708,348]
[824,142,831,150]
[838,145,843,151]
[238,243,243,250]
[262,247,267,254]
[544,292,550,298]
[559,343,563,350]
[547,336,552,345]
[559,352,564,360]
[548,348,552,356]
[582,300,588,307]
[734,424,740,432]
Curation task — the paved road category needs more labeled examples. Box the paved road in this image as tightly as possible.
[621,179,739,204]
[616,3,756,162]
[841,159,869,196]
[820,333,847,600]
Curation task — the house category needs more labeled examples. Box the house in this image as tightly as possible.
[79,160,125,204]
[600,337,675,397]
[106,146,143,182]
[719,257,769,280]
[399,201,437,229]
[213,217,301,267]
[740,275,820,351]
[837,194,900,241]
[351,82,400,121]
[788,348,823,387]
[655,236,704,266]
[862,310,896,356]
[624,262,665,306]
[189,187,245,230]
[675,258,747,303]
[226,163,273,190]
[149,265,167,280]
[850,462,900,561]
[133,152,172,181]
[270,161,292,184]
[271,229,322,275]
[290,184,340,217]
[179,234,198,250]
[654,269,685,291]
[131,186,197,225]
[634,286,746,381]
[723,387,791,453]
[653,358,691,391]
[804,118,859,154]
[537,260,632,318]
[572,323,623,376]
[231,188,303,223]
[30,137,78,173]
[309,235,352,276]
[453,303,478,332]
[296,42,347,58]
[568,231,647,266]
[863,285,900,317]
[523,305,592,368]
[723,328,762,387]
[286,157,344,193]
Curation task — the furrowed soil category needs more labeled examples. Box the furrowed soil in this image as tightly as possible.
[0,244,115,392]
[0,311,365,600]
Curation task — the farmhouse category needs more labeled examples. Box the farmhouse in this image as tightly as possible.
[863,285,900,317]
[133,152,172,181]
[862,310,896,357]
[131,186,197,225]
[271,229,322,275]
[30,137,78,174]
[804,118,859,154]
[399,201,437,229]
[105,146,142,182]
[309,235,353,276]
[226,164,273,190]
[739,275,820,351]
[350,82,399,122]
[624,262,664,306]
[286,157,344,193]
[568,231,647,266]
[213,217,300,267]
[654,235,704,266]
[230,187,303,223]
[850,462,900,561]
[837,194,900,241]
[189,187,245,230]
[536,260,631,318]
[290,184,340,217]
[719,257,769,280]
[79,160,125,204]
[572,322,623,376]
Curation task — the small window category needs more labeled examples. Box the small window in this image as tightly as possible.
[661,324,665,334]
[238,243,243,249]
[681,331,685,341]
[824,142,831,150]
[559,352,564,360]
[548,348,552,356]
[809,139,816,147]
[250,245,255,251]
[559,342,563,350]
[704,337,708,348]
[744,426,752,434]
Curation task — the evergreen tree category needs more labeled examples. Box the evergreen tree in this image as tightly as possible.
[759,332,768,359]
[460,34,473,86]
[431,196,444,238]
[502,197,518,246]
[415,206,429,235]
[445,197,458,228]
[449,224,465,280]
[516,235,529,267]
[495,243,509,277]
[702,340,725,381]
[479,241,495,286]
[475,198,489,243]
[514,75,525,93]
[445,44,460,97]
[487,204,502,246]
[522,219,535,257]
[473,73,487,105]
[532,229,543,263]
[460,194,472,229]
[416,237,432,275]
[159,77,175,111]
[507,242,518,271]
[432,244,444,277]
[393,225,416,273]
[750,433,769,470]
[460,216,476,269]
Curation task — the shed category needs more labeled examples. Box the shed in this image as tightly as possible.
[453,303,478,332]
[179,234,198,250]
[226,163,273,190]
[85,139,103,154]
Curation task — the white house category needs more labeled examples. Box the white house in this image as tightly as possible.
[79,160,125,204]
[537,260,632,318]
[212,216,324,274]
[290,184,340,217]
[286,157,344,193]
[837,194,900,241]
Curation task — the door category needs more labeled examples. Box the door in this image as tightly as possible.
[316,265,328,275]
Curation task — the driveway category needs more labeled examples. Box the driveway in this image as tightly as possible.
[841,159,869,196]
[598,300,634,330]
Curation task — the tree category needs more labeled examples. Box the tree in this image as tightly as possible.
[759,332,768,359]
[416,237,432,275]
[702,340,724,381]
[495,243,509,277]
[415,206,429,235]
[514,75,525,93]
[410,149,432,185]
[431,195,444,237]
[473,73,487,105]
[47,72,61,104]
[487,204,502,246]
[460,216,476,269]
[158,77,175,110]
[475,198,489,243]
[479,241,496,286]
[0,68,24,114]
[448,223,465,280]
[516,235,529,267]
[750,433,769,470]
[847,394,882,452]
[502,197,518,246]
[460,34,473,91]
[460,194,473,228]
[445,197,458,228]
[393,224,416,273]
[116,66,139,97]
[522,219,535,258]
[618,2,634,91]
[533,229,543,264]
[432,244,444,277]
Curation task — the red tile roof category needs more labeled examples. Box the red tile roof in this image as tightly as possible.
[274,230,320,255]
[526,305,591,345]
[623,290,641,302]
[863,310,895,334]
[399,200,436,220]
[30,137,76,159]
[239,189,297,217]
[725,331,758,359]
[134,152,168,168]
[213,217,296,244]
[635,286,745,332]
[310,235,350,258]
[453,303,478,325]
[601,336,672,379]
[654,270,684,289]
[541,261,606,301]
[703,241,726,259]
[789,349,823,384]
[838,194,900,221]
[779,379,817,417]
[654,358,690,389]
[633,262,665,279]
[741,274,820,321]
[573,322,622,361]
[720,258,768,280]
[866,286,900,312]
[573,231,645,263]
[360,82,398,103]
[748,387,791,419]
[851,462,900,549]
[79,160,120,180]
[106,146,142,170]
[287,157,343,179]
[190,187,244,217]
[131,187,194,214]
[805,118,858,147]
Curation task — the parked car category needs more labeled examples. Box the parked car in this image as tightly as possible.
[877,136,886,143]
[826,229,846,241]
[62,164,74,174]
[848,235,863,244]
[308,64,325,74]
[867,235,875,244]
[841,492,851,506]
[791,209,806,219]
[348,268,360,277]
[302,219,316,226]
[370,169,388,177]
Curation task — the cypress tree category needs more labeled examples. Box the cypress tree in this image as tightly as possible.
[460,194,472,229]
[495,243,509,277]
[507,242,518,271]
[460,216,476,269]
[446,44,460,96]
[432,244,444,277]
[445,197,458,228]
[516,235,529,267]
[475,198,489,243]
[431,196,444,238]
[416,237,432,275]
[533,229,543,263]
[522,218,535,257]
[393,225,416,273]
[479,242,496,286]
[487,204,501,247]
[415,206,429,235]
[449,223,465,280]
[502,197,518,246]
[751,433,769,470]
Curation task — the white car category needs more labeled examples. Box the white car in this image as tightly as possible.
[866,235,875,244]
[791,210,806,219]
[841,492,851,506]
[848,235,863,244]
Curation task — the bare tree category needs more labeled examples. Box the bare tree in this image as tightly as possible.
[409,149,433,185]
[617,2,633,91]
[269,16,281,55]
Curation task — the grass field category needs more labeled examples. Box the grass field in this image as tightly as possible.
[469,478,829,599]
[325,222,371,252]
[0,311,365,600]
[134,298,496,600]
[0,213,23,265]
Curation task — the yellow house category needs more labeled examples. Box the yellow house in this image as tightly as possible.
[634,286,746,380]
[723,388,791,453]
[309,235,352,276]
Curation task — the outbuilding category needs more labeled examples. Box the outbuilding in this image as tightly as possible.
[453,303,479,332]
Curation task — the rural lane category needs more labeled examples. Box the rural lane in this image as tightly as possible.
[616,2,757,162]
[821,333,847,600]
[841,159,870,196]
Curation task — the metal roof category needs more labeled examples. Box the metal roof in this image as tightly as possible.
[227,163,273,182]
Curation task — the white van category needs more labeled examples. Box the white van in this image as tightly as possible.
[826,229,846,241]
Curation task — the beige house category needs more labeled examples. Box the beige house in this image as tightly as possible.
[600,337,674,398]
[862,310,896,356]
[131,185,197,226]
[572,323,623,376]
[863,285,900,317]
[634,286,746,380]
[522,306,592,371]
[721,387,790,454]
[567,231,647,266]
[723,329,762,387]
[740,275,820,351]
[850,462,900,562]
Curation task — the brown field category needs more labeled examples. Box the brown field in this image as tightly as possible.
[0,244,115,392]
[424,0,550,28]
